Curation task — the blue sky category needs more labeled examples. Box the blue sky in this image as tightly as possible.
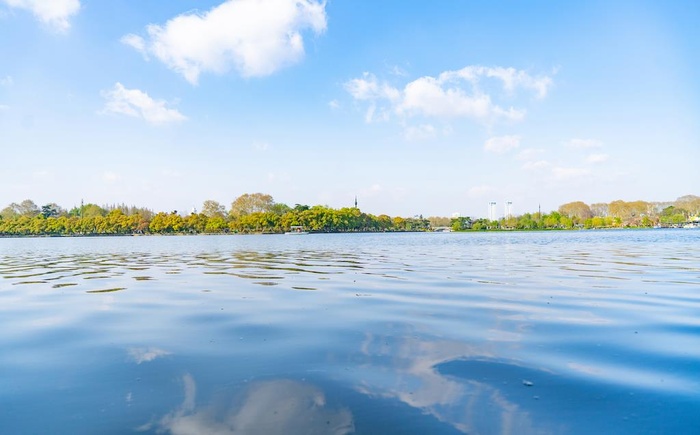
[1,0,698,218]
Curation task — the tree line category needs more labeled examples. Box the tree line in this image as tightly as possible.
[1,193,698,237]
[444,195,700,231]
[0,194,430,236]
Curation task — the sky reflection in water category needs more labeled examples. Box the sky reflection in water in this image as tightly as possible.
[1,231,699,434]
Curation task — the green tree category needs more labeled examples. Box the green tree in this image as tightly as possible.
[230,193,275,217]
[201,200,226,218]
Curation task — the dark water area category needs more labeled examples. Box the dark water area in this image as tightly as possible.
[1,230,699,434]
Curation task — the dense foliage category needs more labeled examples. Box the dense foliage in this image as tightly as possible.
[1,194,698,237]
[0,195,430,236]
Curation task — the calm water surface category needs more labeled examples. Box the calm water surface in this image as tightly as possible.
[1,230,699,434]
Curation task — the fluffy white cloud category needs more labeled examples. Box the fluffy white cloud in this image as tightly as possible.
[1,0,80,32]
[345,72,400,101]
[567,138,602,148]
[101,83,186,125]
[399,76,524,120]
[438,66,553,98]
[586,153,609,163]
[484,135,520,154]
[122,0,327,84]
[345,65,551,127]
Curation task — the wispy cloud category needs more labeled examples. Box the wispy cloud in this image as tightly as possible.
[121,0,327,84]
[345,65,552,128]
[522,160,550,170]
[253,141,270,151]
[404,124,436,141]
[100,83,186,125]
[566,138,602,149]
[551,166,590,180]
[517,148,544,160]
[586,153,609,163]
[1,0,80,32]
[484,135,520,154]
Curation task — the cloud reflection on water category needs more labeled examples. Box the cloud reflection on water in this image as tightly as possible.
[353,332,558,434]
[141,376,354,435]
[128,347,172,364]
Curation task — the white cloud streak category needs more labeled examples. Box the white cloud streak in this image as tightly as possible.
[552,166,590,180]
[522,160,550,170]
[122,0,327,84]
[404,124,436,141]
[586,153,609,163]
[567,138,602,148]
[100,83,186,125]
[484,135,520,154]
[345,65,552,127]
[1,0,80,32]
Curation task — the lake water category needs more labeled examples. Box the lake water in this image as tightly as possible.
[1,230,699,434]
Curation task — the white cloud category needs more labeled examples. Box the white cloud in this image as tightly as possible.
[404,124,436,141]
[399,76,524,121]
[1,0,80,32]
[345,65,551,127]
[253,141,270,151]
[100,83,186,125]
[439,65,553,98]
[551,166,590,180]
[517,148,544,160]
[328,99,340,110]
[122,0,327,84]
[345,72,400,101]
[484,135,520,154]
[522,160,550,170]
[566,138,602,148]
[0,75,13,86]
[586,153,609,163]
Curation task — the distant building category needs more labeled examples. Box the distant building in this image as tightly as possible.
[488,202,497,221]
[505,201,513,219]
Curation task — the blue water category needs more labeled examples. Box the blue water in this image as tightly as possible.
[1,230,699,434]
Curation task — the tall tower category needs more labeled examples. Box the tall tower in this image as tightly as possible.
[505,201,513,219]
[354,196,358,208]
[488,202,497,221]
